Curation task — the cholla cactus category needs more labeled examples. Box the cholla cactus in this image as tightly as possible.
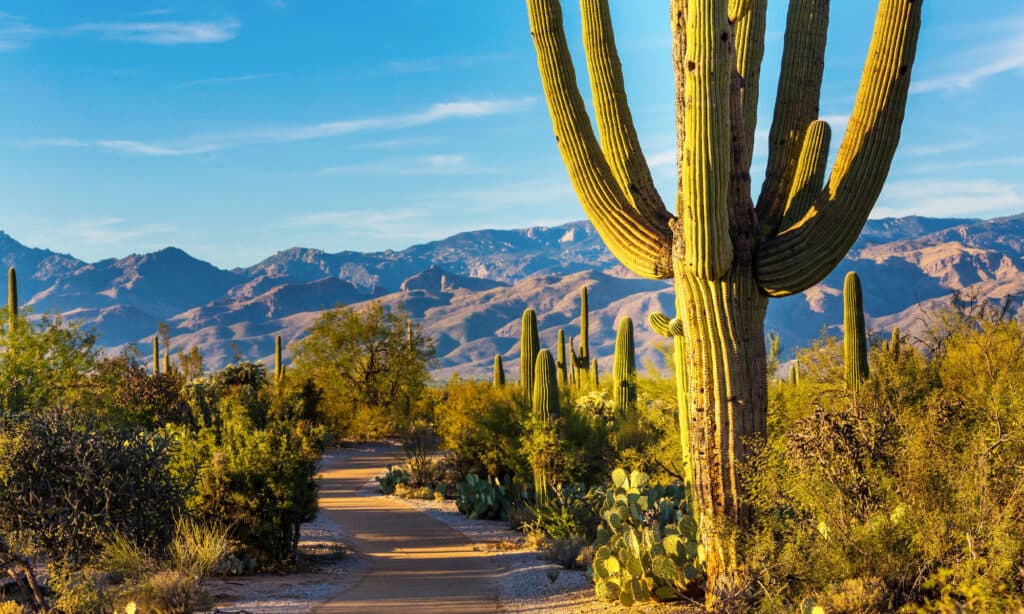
[528,0,922,596]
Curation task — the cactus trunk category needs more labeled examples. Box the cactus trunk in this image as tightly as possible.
[612,317,636,414]
[275,335,284,383]
[520,309,540,403]
[844,272,869,390]
[493,354,506,386]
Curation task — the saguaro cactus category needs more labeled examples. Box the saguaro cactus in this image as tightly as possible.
[890,326,901,359]
[7,267,17,319]
[789,362,800,387]
[494,354,506,386]
[612,317,636,414]
[152,337,160,375]
[844,272,869,390]
[520,308,540,402]
[590,358,599,387]
[275,335,284,383]
[571,287,591,376]
[531,348,560,506]
[527,0,922,597]
[556,329,568,386]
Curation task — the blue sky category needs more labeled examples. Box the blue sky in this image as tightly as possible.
[0,1,1021,268]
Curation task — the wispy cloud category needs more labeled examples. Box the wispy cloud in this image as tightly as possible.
[646,149,676,169]
[178,73,275,89]
[903,157,1024,175]
[67,19,238,45]
[905,140,980,157]
[318,154,485,176]
[43,218,172,246]
[382,53,512,74]
[875,179,1024,218]
[286,208,437,241]
[21,137,88,148]
[96,140,224,156]
[0,12,239,50]
[30,98,535,157]
[911,16,1024,94]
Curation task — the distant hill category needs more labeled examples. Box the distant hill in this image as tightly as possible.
[8,213,1024,379]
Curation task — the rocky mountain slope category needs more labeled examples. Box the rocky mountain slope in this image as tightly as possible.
[5,213,1022,379]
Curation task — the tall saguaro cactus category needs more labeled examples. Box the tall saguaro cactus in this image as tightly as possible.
[7,267,17,319]
[612,317,636,414]
[152,337,160,375]
[570,287,591,376]
[531,348,560,506]
[494,354,506,386]
[527,0,922,598]
[556,329,568,386]
[520,308,540,402]
[844,272,869,390]
[275,335,285,383]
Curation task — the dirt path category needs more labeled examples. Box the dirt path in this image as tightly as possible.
[314,445,502,614]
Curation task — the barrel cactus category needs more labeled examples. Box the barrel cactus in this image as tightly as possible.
[844,271,869,390]
[527,0,922,596]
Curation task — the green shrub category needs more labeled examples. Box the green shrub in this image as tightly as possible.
[376,466,410,495]
[435,377,527,479]
[0,409,185,564]
[169,384,324,568]
[591,469,703,606]
[527,483,603,542]
[747,300,1024,611]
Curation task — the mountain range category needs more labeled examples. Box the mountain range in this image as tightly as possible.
[2,212,1021,379]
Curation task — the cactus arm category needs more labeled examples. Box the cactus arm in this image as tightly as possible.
[732,0,767,170]
[528,0,673,280]
[779,119,832,229]
[757,0,922,296]
[677,0,734,280]
[755,0,829,238]
[580,0,671,227]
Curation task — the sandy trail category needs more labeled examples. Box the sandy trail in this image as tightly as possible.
[314,445,502,614]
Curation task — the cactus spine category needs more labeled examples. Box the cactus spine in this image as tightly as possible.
[493,354,506,386]
[7,267,17,319]
[844,272,869,390]
[152,337,160,375]
[528,0,922,597]
[531,348,560,506]
[520,308,540,403]
[612,318,636,414]
[556,329,568,386]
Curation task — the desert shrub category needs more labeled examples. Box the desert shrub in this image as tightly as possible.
[747,301,1024,611]
[92,355,189,427]
[539,536,591,570]
[591,469,703,606]
[393,484,436,500]
[168,519,232,580]
[455,474,514,520]
[0,603,21,614]
[434,377,527,479]
[0,408,185,565]
[527,483,603,542]
[170,383,324,568]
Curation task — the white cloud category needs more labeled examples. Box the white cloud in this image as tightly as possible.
[34,98,535,156]
[646,149,676,169]
[382,53,512,74]
[97,140,224,156]
[874,179,1024,218]
[911,16,1024,94]
[317,154,482,176]
[67,19,239,45]
[22,137,87,148]
[43,218,172,246]
[178,73,274,88]
[905,140,979,157]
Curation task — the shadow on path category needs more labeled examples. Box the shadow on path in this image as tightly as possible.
[315,444,502,614]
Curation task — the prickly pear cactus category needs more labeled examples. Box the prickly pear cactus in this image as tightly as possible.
[591,468,703,605]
